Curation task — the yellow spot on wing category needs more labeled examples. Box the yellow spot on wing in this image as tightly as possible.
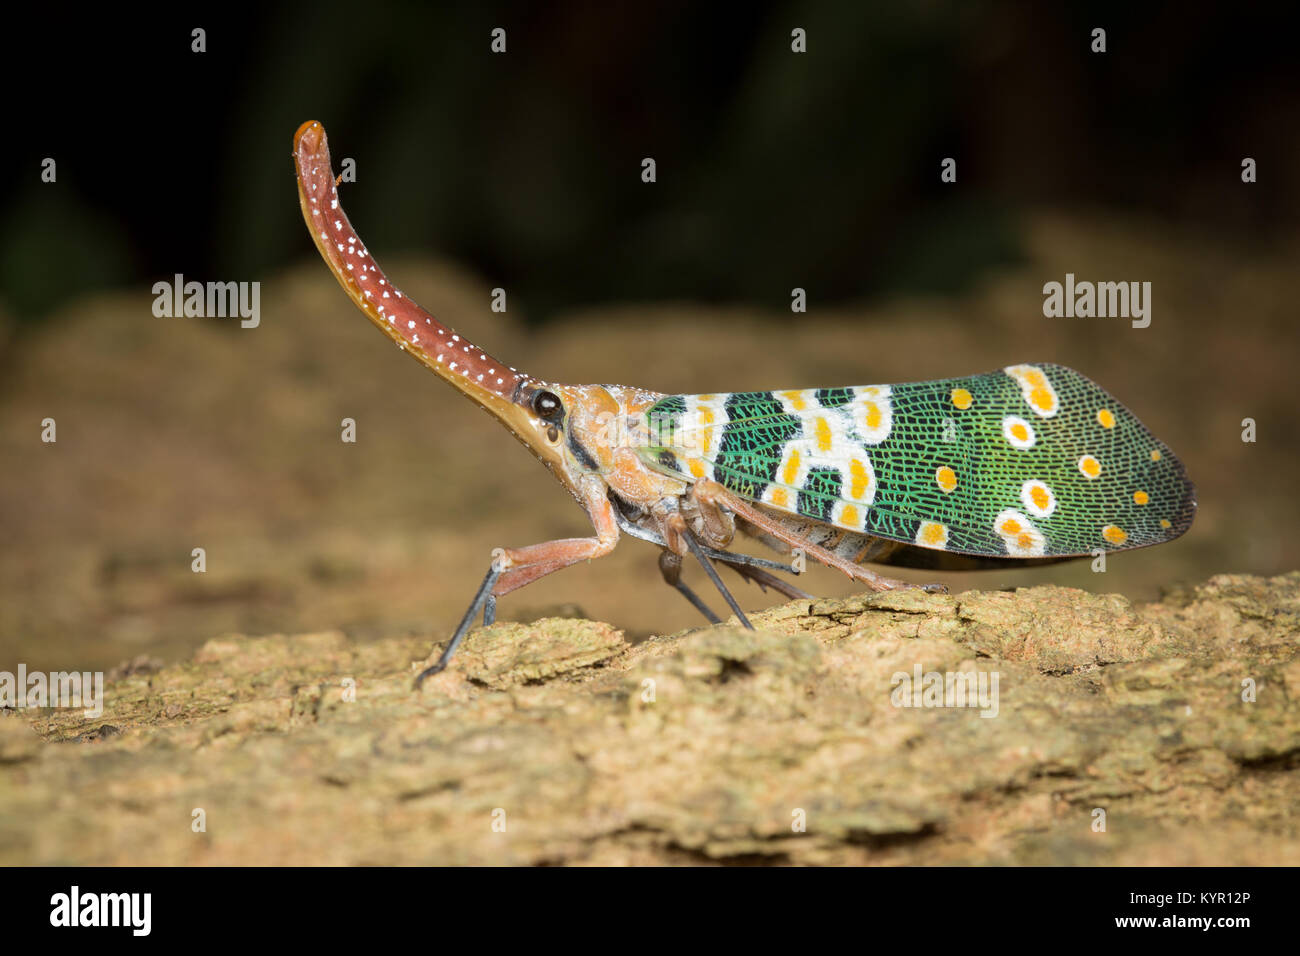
[916,521,948,548]
[935,466,957,493]
[1029,386,1054,412]
[993,508,1045,556]
[1020,480,1057,518]
[1097,408,1116,428]
[849,458,872,499]
[839,504,860,528]
[1160,518,1172,529]
[950,388,973,410]
[1002,416,1036,449]
[815,416,832,452]
[1005,365,1059,417]
[1079,455,1102,479]
[782,448,802,486]
[1151,449,1162,462]
[1102,525,1128,545]
[1133,490,1150,505]
[770,487,789,507]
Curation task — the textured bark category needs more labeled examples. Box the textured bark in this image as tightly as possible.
[4,572,1298,865]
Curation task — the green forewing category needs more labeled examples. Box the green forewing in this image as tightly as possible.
[637,364,1195,559]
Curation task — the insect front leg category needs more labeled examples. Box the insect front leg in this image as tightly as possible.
[413,487,620,688]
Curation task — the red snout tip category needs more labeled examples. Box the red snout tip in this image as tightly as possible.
[294,120,324,154]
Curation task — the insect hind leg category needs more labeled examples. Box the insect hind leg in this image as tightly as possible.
[693,478,948,595]
[722,561,815,601]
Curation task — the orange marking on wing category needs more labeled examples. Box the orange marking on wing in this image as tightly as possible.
[849,459,871,499]
[815,417,833,452]
[782,448,802,486]
[1029,386,1054,412]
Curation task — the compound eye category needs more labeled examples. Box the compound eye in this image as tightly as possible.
[532,389,563,423]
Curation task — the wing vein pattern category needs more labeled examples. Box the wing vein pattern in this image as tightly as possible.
[637,364,1195,559]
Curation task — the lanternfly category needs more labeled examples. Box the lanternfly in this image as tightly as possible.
[293,121,1196,688]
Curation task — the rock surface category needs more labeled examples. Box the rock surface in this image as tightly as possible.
[3,572,1298,865]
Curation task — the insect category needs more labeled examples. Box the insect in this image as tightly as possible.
[293,121,1196,687]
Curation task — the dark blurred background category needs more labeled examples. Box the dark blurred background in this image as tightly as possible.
[2,1,1298,671]
[3,2,1295,321]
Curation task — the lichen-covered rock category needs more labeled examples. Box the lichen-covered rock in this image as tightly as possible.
[2,572,1298,865]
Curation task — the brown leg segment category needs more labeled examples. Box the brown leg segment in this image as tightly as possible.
[414,482,620,687]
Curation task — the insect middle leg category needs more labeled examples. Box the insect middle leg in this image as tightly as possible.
[658,540,814,624]
[658,550,722,624]
[659,511,756,628]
